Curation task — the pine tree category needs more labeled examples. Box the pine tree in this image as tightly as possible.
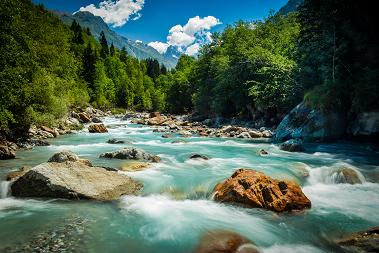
[120,46,128,62]
[86,27,91,36]
[110,43,115,56]
[82,43,97,90]
[99,31,109,58]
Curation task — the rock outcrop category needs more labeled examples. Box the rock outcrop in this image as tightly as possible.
[213,169,311,212]
[99,147,161,163]
[338,227,379,253]
[0,145,16,160]
[88,123,108,133]
[194,230,260,253]
[11,160,142,200]
[275,102,346,142]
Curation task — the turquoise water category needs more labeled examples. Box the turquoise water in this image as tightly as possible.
[1,117,379,252]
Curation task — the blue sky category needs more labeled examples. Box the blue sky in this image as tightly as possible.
[33,0,288,55]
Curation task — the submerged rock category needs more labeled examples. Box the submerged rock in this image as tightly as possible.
[11,161,142,200]
[99,147,161,163]
[120,162,151,172]
[107,138,125,144]
[162,133,172,138]
[279,139,305,152]
[258,149,269,155]
[338,227,379,253]
[190,154,209,160]
[88,123,108,133]
[213,169,311,212]
[194,230,260,253]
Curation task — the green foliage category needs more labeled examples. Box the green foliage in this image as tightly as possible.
[192,14,301,119]
[0,0,89,130]
[298,0,379,114]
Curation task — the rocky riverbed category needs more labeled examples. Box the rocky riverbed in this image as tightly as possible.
[1,115,378,253]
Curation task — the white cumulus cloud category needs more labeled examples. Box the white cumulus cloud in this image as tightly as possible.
[185,43,200,56]
[78,0,145,27]
[148,41,170,54]
[148,16,221,56]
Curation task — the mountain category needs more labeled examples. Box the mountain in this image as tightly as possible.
[56,11,177,68]
[278,0,304,15]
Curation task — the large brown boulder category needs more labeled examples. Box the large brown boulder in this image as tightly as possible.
[194,230,260,253]
[213,169,311,212]
[147,116,168,126]
[48,150,92,166]
[338,227,379,253]
[11,161,142,200]
[88,123,108,133]
[78,112,91,123]
[40,126,59,137]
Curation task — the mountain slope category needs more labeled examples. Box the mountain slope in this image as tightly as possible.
[279,0,304,15]
[56,11,177,68]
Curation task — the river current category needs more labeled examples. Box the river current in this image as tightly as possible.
[1,117,378,252]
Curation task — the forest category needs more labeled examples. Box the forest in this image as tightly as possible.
[1,0,378,132]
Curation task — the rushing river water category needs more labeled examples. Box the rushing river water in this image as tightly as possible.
[1,117,378,253]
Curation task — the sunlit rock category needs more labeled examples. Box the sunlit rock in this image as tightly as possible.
[213,169,311,212]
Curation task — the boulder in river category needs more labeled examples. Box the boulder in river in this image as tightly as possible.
[213,169,311,212]
[11,161,142,200]
[194,230,260,253]
[78,112,91,123]
[279,139,305,152]
[190,154,209,160]
[274,102,346,142]
[337,227,379,253]
[91,117,102,123]
[88,123,108,133]
[48,150,92,166]
[99,147,161,163]
[107,139,125,144]
[330,166,363,184]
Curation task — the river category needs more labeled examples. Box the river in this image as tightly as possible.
[1,117,378,253]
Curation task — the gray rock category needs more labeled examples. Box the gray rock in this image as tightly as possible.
[279,139,305,152]
[11,161,142,200]
[99,147,161,163]
[48,151,79,163]
[91,117,102,123]
[275,102,346,142]
[350,111,379,137]
[338,227,379,253]
[107,139,125,144]
[190,154,209,160]
[48,151,92,166]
